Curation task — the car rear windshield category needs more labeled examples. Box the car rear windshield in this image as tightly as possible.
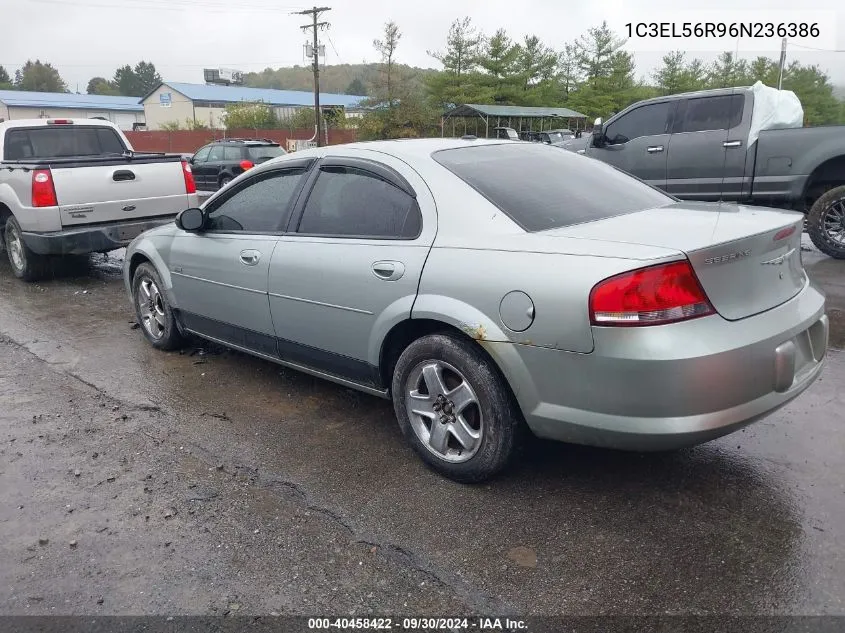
[247,145,286,162]
[432,143,674,232]
[4,126,126,160]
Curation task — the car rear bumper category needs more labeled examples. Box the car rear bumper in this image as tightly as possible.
[21,216,177,256]
[488,280,829,450]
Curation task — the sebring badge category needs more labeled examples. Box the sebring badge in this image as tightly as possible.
[704,249,751,265]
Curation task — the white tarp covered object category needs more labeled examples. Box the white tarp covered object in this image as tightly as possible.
[747,80,804,146]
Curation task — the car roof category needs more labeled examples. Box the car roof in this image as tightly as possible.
[290,137,522,161]
[212,138,279,145]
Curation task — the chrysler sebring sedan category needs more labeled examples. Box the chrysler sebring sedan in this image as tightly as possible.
[124,138,828,482]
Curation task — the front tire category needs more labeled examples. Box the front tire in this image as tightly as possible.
[4,216,48,281]
[808,185,845,259]
[391,333,523,483]
[132,262,184,351]
[219,175,233,189]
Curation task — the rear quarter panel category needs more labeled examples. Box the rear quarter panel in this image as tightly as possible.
[753,126,845,201]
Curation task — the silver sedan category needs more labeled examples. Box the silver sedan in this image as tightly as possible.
[124,138,829,483]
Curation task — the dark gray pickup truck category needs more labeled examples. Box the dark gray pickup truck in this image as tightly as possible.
[584,86,845,258]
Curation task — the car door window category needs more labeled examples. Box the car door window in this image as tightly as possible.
[296,166,421,239]
[604,102,672,145]
[223,146,242,161]
[207,145,224,162]
[205,168,306,233]
[193,146,211,163]
[678,94,744,133]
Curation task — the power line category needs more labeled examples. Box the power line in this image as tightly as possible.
[326,33,343,64]
[787,41,845,53]
[25,0,309,13]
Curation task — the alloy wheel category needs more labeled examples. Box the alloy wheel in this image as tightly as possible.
[405,360,484,463]
[137,277,167,340]
[6,224,25,273]
[822,198,845,246]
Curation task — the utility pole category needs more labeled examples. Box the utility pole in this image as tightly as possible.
[778,37,787,90]
[295,6,331,146]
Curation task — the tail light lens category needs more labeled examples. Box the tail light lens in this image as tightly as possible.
[181,160,196,194]
[31,169,58,207]
[589,260,715,326]
[239,160,254,171]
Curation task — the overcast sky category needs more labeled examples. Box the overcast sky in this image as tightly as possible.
[2,0,844,91]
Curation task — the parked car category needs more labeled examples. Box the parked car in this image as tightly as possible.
[583,85,845,258]
[124,138,828,483]
[0,118,198,281]
[559,135,591,153]
[492,127,519,141]
[189,138,286,192]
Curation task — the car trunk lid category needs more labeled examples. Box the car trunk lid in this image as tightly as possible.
[546,202,807,321]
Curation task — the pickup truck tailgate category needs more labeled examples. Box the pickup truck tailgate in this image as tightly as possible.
[52,163,190,226]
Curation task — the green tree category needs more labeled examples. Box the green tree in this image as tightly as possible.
[159,120,182,131]
[86,76,119,95]
[373,21,402,108]
[14,60,67,92]
[516,35,558,92]
[782,62,841,125]
[222,101,279,129]
[133,61,162,95]
[345,77,367,96]
[556,44,581,100]
[574,22,625,88]
[113,61,161,97]
[653,51,707,94]
[428,17,483,79]
[0,65,12,89]
[707,52,751,88]
[477,28,521,103]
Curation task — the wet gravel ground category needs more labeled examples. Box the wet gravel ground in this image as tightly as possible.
[0,237,844,617]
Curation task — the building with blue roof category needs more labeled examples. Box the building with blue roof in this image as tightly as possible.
[140,81,365,130]
[0,89,145,130]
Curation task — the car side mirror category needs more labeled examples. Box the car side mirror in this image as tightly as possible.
[176,207,205,232]
[591,118,605,148]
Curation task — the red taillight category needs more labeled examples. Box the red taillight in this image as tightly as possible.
[774,226,796,241]
[181,160,196,194]
[589,260,715,327]
[31,169,58,207]
[239,160,254,171]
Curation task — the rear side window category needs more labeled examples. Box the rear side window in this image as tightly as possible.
[678,94,744,133]
[4,126,126,160]
[223,146,242,161]
[603,101,672,145]
[297,166,421,239]
[432,143,674,233]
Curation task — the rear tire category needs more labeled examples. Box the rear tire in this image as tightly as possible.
[4,216,49,282]
[131,262,185,351]
[391,333,523,483]
[219,175,233,189]
[808,185,845,259]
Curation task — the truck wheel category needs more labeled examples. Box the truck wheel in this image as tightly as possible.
[131,262,185,351]
[808,185,845,259]
[4,217,48,281]
[391,333,524,483]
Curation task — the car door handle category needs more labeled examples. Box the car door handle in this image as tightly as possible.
[372,261,405,281]
[646,146,664,153]
[239,250,261,266]
[113,169,136,181]
[723,140,743,148]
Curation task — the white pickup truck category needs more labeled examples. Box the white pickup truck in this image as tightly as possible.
[0,118,198,281]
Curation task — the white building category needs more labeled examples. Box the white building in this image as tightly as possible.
[0,90,145,130]
[140,81,364,131]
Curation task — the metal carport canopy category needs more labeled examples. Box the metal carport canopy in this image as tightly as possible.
[441,103,588,137]
[444,104,587,119]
